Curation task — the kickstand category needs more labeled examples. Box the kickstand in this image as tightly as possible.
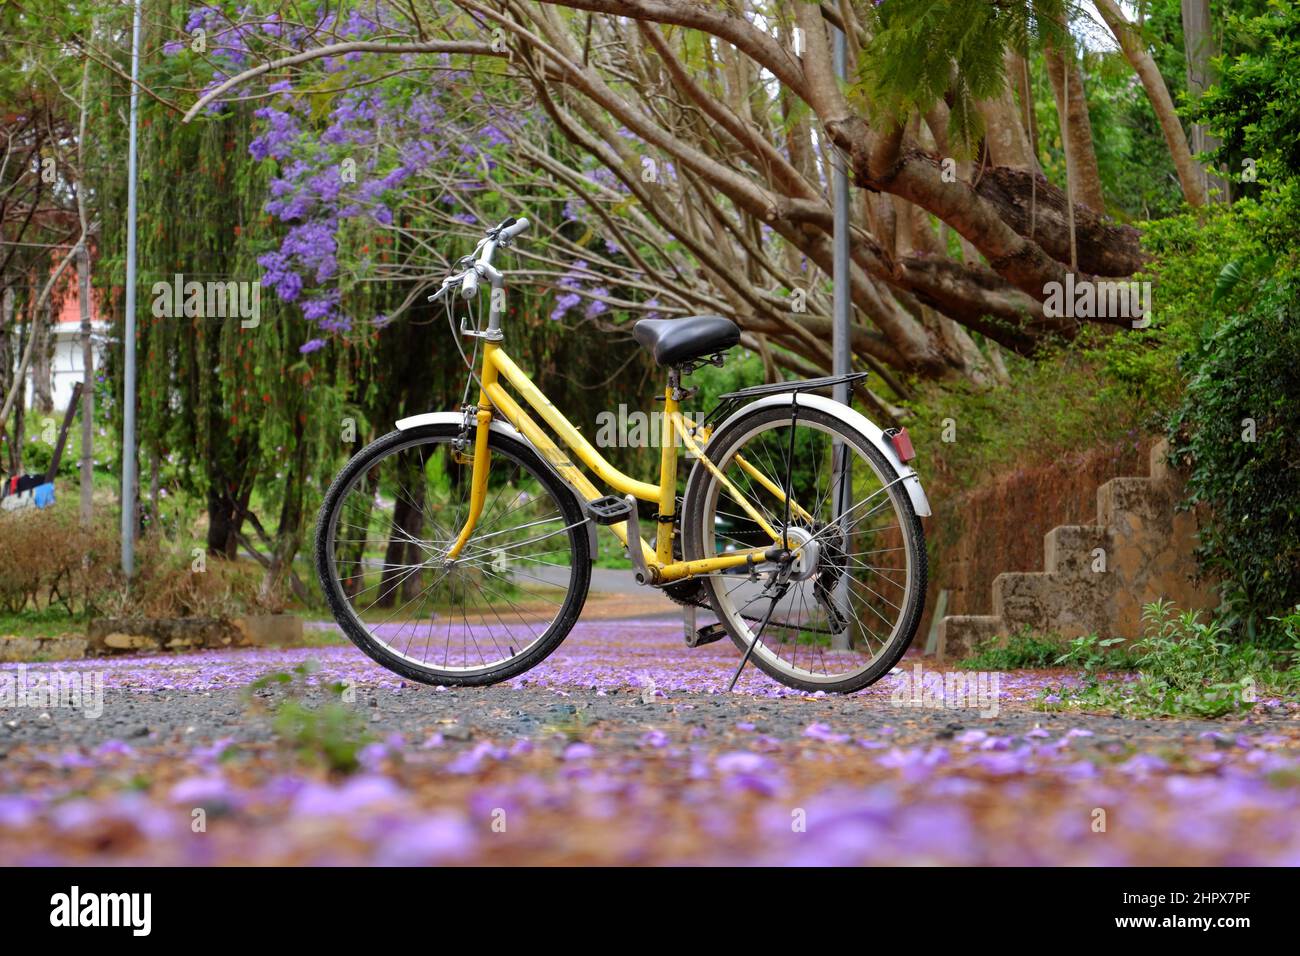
[726,581,789,692]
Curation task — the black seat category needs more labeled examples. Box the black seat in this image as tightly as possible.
[632,315,740,367]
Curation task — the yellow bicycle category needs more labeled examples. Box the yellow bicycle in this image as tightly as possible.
[315,216,930,693]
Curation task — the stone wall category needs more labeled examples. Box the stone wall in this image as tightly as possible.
[923,439,1217,659]
[918,438,1154,641]
[0,615,304,663]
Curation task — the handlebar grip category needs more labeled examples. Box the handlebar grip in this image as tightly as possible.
[460,269,480,299]
[499,217,530,241]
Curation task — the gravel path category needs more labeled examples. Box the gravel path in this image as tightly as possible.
[2,618,1298,865]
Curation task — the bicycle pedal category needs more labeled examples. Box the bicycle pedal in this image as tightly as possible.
[686,623,727,648]
[585,495,634,526]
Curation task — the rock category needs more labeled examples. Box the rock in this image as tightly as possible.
[232,614,304,647]
[0,634,89,662]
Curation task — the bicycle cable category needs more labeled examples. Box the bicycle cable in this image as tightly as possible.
[443,279,483,408]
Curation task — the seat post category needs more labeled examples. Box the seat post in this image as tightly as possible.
[666,365,695,402]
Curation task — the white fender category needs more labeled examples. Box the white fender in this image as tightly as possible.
[699,392,932,517]
[394,412,598,552]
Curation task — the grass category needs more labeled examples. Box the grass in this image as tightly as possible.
[0,607,89,638]
[1039,601,1300,719]
[959,627,1069,670]
[245,662,372,774]
[901,341,1158,499]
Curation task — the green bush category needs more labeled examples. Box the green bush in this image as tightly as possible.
[1168,276,1300,640]
[902,345,1153,498]
[1194,1,1300,186]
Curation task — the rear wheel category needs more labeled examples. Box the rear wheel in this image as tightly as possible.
[315,423,591,686]
[682,404,926,693]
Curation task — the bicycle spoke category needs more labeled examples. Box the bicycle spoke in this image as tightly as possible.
[323,431,583,677]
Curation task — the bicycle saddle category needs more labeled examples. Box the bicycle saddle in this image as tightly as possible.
[632,315,740,367]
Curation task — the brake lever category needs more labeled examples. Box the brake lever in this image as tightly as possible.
[428,275,460,303]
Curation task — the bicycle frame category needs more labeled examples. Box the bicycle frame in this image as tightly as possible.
[443,339,799,584]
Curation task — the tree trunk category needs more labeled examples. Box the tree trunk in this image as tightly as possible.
[1006,52,1040,162]
[206,486,239,558]
[1095,0,1207,207]
[977,82,1038,171]
[1045,42,1107,214]
[261,423,309,603]
[148,448,160,528]
[376,492,420,609]
[78,244,94,526]
[1180,0,1228,201]
[0,286,12,473]
[31,301,53,414]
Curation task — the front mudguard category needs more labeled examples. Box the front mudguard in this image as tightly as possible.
[394,411,598,554]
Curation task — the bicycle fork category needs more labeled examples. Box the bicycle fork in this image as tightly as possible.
[443,403,494,562]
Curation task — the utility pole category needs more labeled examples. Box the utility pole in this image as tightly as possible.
[121,0,142,574]
[830,23,853,650]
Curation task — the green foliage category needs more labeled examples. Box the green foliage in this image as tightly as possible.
[1042,601,1298,718]
[1195,1,1300,185]
[248,661,371,774]
[1025,35,1187,221]
[1087,197,1289,414]
[1054,633,1141,674]
[961,627,1142,671]
[959,626,1062,669]
[858,0,1067,154]
[1168,274,1300,639]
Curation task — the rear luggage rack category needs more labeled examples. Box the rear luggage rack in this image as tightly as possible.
[715,371,869,402]
[700,371,870,431]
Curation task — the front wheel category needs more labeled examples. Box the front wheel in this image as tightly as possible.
[682,403,927,693]
[314,423,591,686]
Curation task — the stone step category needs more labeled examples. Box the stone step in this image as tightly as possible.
[932,434,1211,660]
[936,615,1006,662]
[0,634,89,663]
[993,570,1113,637]
[991,571,1054,630]
[1044,524,1110,577]
[1096,476,1167,528]
[1148,437,1172,486]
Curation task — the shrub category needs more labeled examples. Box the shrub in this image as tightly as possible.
[1042,601,1297,718]
[0,508,117,615]
[1168,276,1300,640]
[0,505,283,621]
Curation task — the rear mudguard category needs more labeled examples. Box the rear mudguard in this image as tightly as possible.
[684,392,932,518]
[394,411,598,554]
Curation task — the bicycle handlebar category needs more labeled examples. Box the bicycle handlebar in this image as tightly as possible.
[427,215,531,303]
[497,216,530,241]
[460,266,480,299]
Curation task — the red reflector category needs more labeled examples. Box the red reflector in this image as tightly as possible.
[888,427,916,462]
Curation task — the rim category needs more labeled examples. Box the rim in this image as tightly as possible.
[325,434,579,676]
[699,414,915,685]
